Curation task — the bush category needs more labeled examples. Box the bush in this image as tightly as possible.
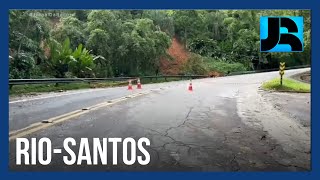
[182,54,208,75]
[181,54,248,75]
[203,57,247,74]
[9,52,35,79]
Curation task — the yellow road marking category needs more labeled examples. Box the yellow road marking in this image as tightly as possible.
[9,91,152,141]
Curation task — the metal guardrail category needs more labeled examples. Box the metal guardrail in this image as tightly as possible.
[9,75,207,86]
[9,65,310,86]
[140,75,208,82]
[9,77,135,85]
[227,64,310,76]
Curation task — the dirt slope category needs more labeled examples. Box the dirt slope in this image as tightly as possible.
[160,37,189,75]
[159,37,222,77]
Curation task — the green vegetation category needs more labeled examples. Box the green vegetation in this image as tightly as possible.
[262,78,310,93]
[182,54,247,75]
[9,10,311,94]
[10,82,127,96]
[204,57,247,74]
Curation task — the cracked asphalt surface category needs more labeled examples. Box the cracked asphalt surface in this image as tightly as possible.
[9,68,311,171]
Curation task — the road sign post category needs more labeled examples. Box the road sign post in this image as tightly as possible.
[279,62,285,86]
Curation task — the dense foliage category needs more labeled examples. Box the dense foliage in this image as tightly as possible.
[9,10,311,78]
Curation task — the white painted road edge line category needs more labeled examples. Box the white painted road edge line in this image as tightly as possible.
[9,83,174,104]
[9,88,111,104]
[9,90,155,141]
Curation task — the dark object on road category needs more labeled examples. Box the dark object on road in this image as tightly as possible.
[42,120,53,123]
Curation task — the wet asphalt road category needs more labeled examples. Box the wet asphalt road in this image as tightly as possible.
[9,68,311,171]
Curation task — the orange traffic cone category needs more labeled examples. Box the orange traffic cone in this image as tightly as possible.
[137,78,142,89]
[188,80,193,91]
[128,80,133,90]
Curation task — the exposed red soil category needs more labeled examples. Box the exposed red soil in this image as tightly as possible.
[160,37,189,75]
[160,37,223,77]
[208,71,223,77]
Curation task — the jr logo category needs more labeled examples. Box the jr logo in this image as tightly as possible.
[260,16,303,52]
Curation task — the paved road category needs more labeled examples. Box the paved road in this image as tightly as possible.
[9,68,311,171]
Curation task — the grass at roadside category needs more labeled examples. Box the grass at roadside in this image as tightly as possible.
[9,77,189,96]
[9,82,127,96]
[262,78,310,93]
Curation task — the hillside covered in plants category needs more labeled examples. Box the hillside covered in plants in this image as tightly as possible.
[9,10,311,79]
